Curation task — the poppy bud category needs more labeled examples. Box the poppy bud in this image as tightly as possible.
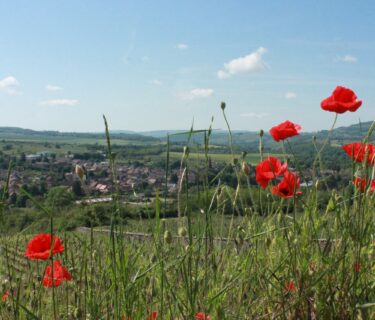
[217,186,222,196]
[312,135,317,143]
[242,162,251,176]
[75,165,85,181]
[241,151,247,159]
[183,146,189,158]
[150,254,157,263]
[232,158,238,165]
[236,233,244,246]
[164,230,172,244]
[178,227,187,237]
[259,129,264,137]
[220,102,226,110]
[315,179,320,189]
[309,262,317,275]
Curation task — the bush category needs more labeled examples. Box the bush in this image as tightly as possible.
[46,186,74,208]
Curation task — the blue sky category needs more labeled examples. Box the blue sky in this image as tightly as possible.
[0,0,374,132]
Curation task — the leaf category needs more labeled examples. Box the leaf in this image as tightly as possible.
[356,302,375,309]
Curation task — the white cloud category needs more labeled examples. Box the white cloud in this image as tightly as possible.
[0,76,18,89]
[46,84,62,92]
[285,92,297,99]
[190,88,213,98]
[180,88,214,100]
[217,47,268,79]
[40,99,78,106]
[177,43,189,50]
[150,79,163,86]
[0,76,21,95]
[240,112,269,119]
[338,54,357,63]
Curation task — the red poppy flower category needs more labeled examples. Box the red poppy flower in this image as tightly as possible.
[353,177,375,192]
[256,156,288,188]
[342,143,375,165]
[147,311,157,320]
[284,280,297,294]
[42,260,72,287]
[1,291,9,303]
[321,86,362,113]
[271,171,302,198]
[25,234,65,260]
[269,120,302,142]
[196,312,211,320]
[353,262,361,273]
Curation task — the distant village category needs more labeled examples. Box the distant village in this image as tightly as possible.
[0,150,199,203]
[0,147,344,207]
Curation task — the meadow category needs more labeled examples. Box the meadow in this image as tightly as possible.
[0,87,374,319]
[163,151,285,165]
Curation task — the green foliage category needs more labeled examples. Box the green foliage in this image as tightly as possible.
[71,180,84,198]
[45,186,73,208]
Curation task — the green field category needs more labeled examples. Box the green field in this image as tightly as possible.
[165,151,285,164]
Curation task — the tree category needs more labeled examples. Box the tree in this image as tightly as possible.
[16,195,28,208]
[29,184,41,196]
[20,153,26,162]
[9,193,17,205]
[46,186,73,208]
[39,181,48,195]
[72,180,84,197]
[170,173,178,184]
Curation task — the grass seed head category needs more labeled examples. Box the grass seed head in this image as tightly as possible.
[178,227,187,237]
[164,230,172,244]
[242,162,251,176]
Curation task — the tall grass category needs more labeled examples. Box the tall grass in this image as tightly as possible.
[0,105,374,319]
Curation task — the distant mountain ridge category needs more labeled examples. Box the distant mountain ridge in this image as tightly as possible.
[0,126,159,143]
[0,121,373,148]
[137,121,374,148]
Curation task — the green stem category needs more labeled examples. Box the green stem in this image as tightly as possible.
[313,113,338,183]
[50,215,57,320]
